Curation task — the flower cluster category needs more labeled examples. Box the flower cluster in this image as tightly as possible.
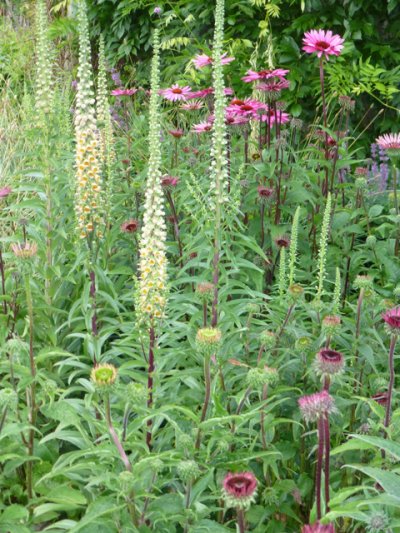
[34,0,53,116]
[97,35,115,168]
[208,0,229,207]
[137,29,168,321]
[74,0,104,241]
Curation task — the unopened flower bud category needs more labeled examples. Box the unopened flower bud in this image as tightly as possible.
[91,363,117,388]
[322,315,341,336]
[366,235,376,248]
[288,284,304,300]
[355,177,367,190]
[196,282,214,299]
[126,382,147,405]
[260,330,275,348]
[176,433,194,451]
[354,275,373,290]
[246,366,278,390]
[196,327,222,357]
[177,460,200,482]
[0,388,18,410]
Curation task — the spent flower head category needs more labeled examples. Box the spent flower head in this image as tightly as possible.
[298,390,336,423]
[222,471,257,509]
[314,348,345,377]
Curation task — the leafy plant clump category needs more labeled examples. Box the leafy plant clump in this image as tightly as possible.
[0,0,399,532]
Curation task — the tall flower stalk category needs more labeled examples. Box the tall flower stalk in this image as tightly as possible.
[209,0,229,328]
[97,34,115,226]
[136,29,167,450]
[302,30,344,196]
[299,391,336,521]
[75,0,105,362]
[34,0,54,304]
[315,192,332,304]
[381,308,400,456]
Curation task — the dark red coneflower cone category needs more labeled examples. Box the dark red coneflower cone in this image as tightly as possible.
[120,219,139,233]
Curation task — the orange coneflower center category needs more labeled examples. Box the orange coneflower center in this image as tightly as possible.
[172,88,183,94]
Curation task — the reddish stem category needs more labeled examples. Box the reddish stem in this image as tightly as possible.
[146,326,155,450]
[316,417,324,520]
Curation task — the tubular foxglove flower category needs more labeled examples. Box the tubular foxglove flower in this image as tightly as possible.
[137,29,168,322]
[75,0,104,241]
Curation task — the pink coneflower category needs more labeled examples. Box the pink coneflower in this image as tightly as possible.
[192,121,213,133]
[181,100,204,111]
[193,52,235,69]
[242,68,289,82]
[256,79,290,93]
[190,88,214,99]
[222,471,257,509]
[302,522,335,533]
[226,98,262,116]
[225,112,249,126]
[376,133,400,155]
[0,186,12,198]
[159,84,193,101]
[382,307,400,332]
[302,30,344,60]
[168,128,185,138]
[314,348,344,377]
[253,105,290,125]
[120,219,139,233]
[372,391,389,406]
[298,390,336,423]
[189,87,233,99]
[11,241,38,259]
[111,88,138,96]
[161,175,179,188]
